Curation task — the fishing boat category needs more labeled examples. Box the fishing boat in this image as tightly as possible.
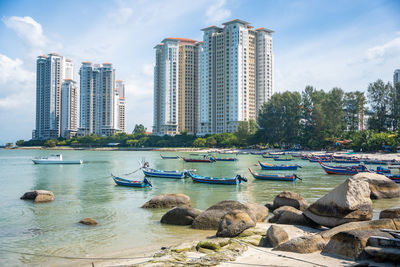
[309,157,332,163]
[250,151,266,155]
[269,152,285,156]
[319,161,368,175]
[160,154,179,159]
[248,168,300,182]
[142,168,187,179]
[214,157,238,161]
[111,174,152,187]
[333,159,361,164]
[258,161,301,170]
[386,174,400,183]
[32,154,82,164]
[187,171,247,185]
[181,157,215,163]
[262,155,279,159]
[273,158,293,161]
[371,166,391,174]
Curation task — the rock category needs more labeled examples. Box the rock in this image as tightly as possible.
[79,217,98,225]
[268,206,316,227]
[141,194,190,208]
[238,227,265,237]
[320,219,398,240]
[265,203,274,211]
[379,208,400,219]
[322,230,393,260]
[196,240,222,251]
[352,172,400,199]
[192,200,255,230]
[20,190,54,203]
[160,206,202,225]
[303,177,373,228]
[274,234,327,253]
[266,225,289,248]
[367,236,400,248]
[273,191,309,211]
[216,210,256,237]
[364,246,400,263]
[244,202,269,222]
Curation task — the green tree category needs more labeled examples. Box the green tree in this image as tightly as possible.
[133,124,146,135]
[235,119,257,146]
[44,139,57,147]
[344,91,365,131]
[126,139,139,147]
[16,140,25,146]
[367,79,391,131]
[193,138,206,147]
[206,136,217,147]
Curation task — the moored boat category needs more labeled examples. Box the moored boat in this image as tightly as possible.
[142,168,187,179]
[333,159,361,164]
[319,161,368,175]
[160,154,179,159]
[258,161,300,170]
[214,157,238,161]
[262,155,279,159]
[248,168,300,182]
[32,154,82,164]
[273,157,293,161]
[385,174,400,183]
[181,157,215,163]
[111,175,152,187]
[187,171,247,185]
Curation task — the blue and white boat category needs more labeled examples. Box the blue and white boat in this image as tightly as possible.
[142,168,188,179]
[187,171,247,185]
[111,175,152,187]
[258,161,300,170]
[248,168,300,182]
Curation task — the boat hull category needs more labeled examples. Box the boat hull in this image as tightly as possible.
[32,159,82,164]
[142,168,185,179]
[181,157,214,163]
[187,172,244,185]
[258,161,299,170]
[248,169,297,182]
[319,162,367,175]
[112,175,151,187]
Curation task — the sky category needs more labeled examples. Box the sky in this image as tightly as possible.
[0,0,399,144]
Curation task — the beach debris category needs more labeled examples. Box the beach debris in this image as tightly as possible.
[160,206,202,225]
[266,225,289,248]
[272,191,309,211]
[79,217,98,225]
[303,177,373,228]
[216,210,256,237]
[20,190,54,203]
[141,193,191,209]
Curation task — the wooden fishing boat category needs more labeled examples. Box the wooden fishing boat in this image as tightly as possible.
[385,174,400,183]
[269,152,285,156]
[371,166,391,174]
[250,151,266,155]
[258,161,301,170]
[111,174,152,187]
[248,168,300,182]
[214,157,238,161]
[142,168,187,179]
[187,171,247,185]
[181,157,215,163]
[309,157,332,162]
[273,158,293,161]
[333,159,361,164]
[262,155,279,159]
[319,161,368,175]
[160,154,179,159]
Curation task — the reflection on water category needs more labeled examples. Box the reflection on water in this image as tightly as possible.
[0,149,399,266]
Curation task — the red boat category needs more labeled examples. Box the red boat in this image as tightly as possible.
[181,157,215,163]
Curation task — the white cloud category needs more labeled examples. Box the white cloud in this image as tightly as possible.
[366,36,400,63]
[205,0,231,24]
[108,7,133,24]
[2,16,47,47]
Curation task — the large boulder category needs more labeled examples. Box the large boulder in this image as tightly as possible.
[352,172,400,199]
[380,208,400,219]
[303,177,373,228]
[161,206,202,225]
[364,246,400,263]
[269,206,317,227]
[274,234,327,253]
[192,200,255,230]
[266,225,289,248]
[142,194,190,208]
[79,217,98,225]
[244,203,269,222]
[20,190,54,203]
[272,191,309,211]
[322,229,393,260]
[320,219,398,240]
[216,210,256,237]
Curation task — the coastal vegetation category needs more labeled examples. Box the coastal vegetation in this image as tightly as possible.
[16,79,400,152]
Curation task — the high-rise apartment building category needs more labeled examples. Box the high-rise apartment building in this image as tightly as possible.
[60,79,78,138]
[394,69,400,86]
[78,62,123,136]
[115,80,126,133]
[199,19,273,134]
[153,38,201,135]
[33,53,74,139]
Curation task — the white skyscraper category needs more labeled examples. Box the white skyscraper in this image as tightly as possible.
[33,53,74,139]
[60,79,78,138]
[394,69,400,86]
[78,62,122,136]
[199,19,273,134]
[116,80,126,133]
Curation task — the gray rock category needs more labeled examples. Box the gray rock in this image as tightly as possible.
[160,206,202,225]
[322,229,393,260]
[142,194,190,208]
[20,190,54,203]
[274,234,327,253]
[269,206,316,227]
[192,200,255,230]
[379,208,400,219]
[216,210,256,237]
[367,236,400,248]
[79,217,98,225]
[352,172,400,199]
[244,202,269,222]
[266,225,289,248]
[273,191,309,211]
[303,177,373,228]
[364,246,400,263]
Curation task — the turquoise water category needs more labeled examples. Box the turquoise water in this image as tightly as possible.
[0,149,398,266]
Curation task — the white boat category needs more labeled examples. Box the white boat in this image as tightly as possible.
[32,154,82,164]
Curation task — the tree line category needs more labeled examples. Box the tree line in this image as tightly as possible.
[16,79,400,152]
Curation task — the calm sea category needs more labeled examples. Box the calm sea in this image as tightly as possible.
[0,149,398,266]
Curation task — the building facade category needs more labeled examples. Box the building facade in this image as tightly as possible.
[33,53,74,140]
[199,19,273,134]
[394,69,400,86]
[78,62,123,136]
[60,79,78,138]
[153,38,201,135]
[116,80,126,132]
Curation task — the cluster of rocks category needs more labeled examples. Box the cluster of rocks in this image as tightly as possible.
[141,172,400,265]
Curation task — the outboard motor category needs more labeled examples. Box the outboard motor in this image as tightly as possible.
[144,178,152,187]
[237,175,248,183]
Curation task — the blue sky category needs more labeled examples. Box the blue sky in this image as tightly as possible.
[0,0,399,144]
